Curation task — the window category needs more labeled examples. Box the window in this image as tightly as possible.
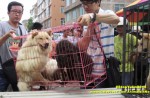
[61,18,65,25]
[66,0,70,6]
[49,19,51,27]
[79,7,84,15]
[61,6,64,13]
[115,4,125,12]
[44,11,46,18]
[72,0,76,3]
[46,7,50,17]
[66,12,71,22]
[72,9,77,19]
[48,0,50,3]
[42,12,44,19]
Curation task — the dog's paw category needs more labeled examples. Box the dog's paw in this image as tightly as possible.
[18,82,30,91]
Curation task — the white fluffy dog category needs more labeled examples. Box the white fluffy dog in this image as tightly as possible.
[41,59,58,81]
[16,30,57,91]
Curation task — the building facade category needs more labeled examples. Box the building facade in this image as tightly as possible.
[30,2,38,22]
[30,0,65,28]
[31,0,135,28]
[64,0,135,24]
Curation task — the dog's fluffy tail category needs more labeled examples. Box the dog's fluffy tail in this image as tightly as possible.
[18,81,30,91]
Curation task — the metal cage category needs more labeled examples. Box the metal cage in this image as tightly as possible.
[121,0,150,97]
[11,23,107,91]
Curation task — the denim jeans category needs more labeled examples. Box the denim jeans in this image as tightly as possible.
[1,59,19,91]
[0,69,9,91]
[121,71,134,85]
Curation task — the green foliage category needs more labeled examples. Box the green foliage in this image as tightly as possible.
[27,17,33,32]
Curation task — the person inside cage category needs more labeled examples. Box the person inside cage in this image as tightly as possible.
[77,0,119,88]
[55,28,73,43]
[132,24,150,86]
[114,17,138,86]
[130,25,142,39]
[72,26,83,43]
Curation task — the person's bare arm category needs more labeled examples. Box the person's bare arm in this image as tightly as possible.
[77,32,91,51]
[77,26,95,51]
[0,30,16,46]
[96,12,119,25]
[77,12,119,26]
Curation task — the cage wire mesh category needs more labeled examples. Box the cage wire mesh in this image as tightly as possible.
[121,0,150,97]
[41,23,107,90]
[10,23,107,91]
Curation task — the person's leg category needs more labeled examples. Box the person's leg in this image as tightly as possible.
[0,70,9,91]
[10,82,19,91]
[8,68,19,91]
[3,60,19,91]
[124,71,134,85]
